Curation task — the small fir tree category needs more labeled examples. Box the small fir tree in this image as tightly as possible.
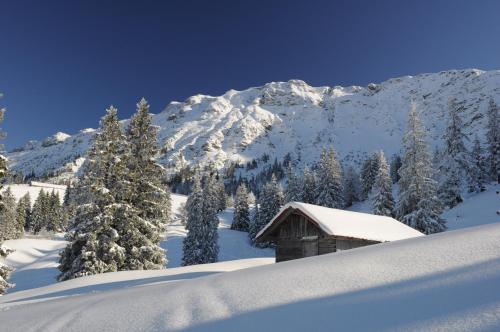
[372,151,394,216]
[232,183,250,231]
[315,148,345,208]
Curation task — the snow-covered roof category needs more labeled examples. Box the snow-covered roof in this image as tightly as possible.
[256,202,424,242]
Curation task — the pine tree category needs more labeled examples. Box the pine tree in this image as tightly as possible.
[0,189,18,241]
[182,172,218,266]
[360,153,380,199]
[124,98,169,270]
[58,106,128,281]
[343,166,361,207]
[250,175,283,246]
[486,98,500,183]
[468,134,487,192]
[15,194,30,237]
[19,193,31,231]
[302,166,317,204]
[30,190,47,234]
[232,183,250,231]
[0,102,13,294]
[284,166,303,203]
[396,104,446,234]
[438,99,469,208]
[0,245,14,294]
[248,198,261,243]
[315,148,345,208]
[215,176,227,212]
[372,151,394,216]
[199,173,220,263]
[390,154,402,184]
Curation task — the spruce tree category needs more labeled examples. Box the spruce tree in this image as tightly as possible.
[215,175,227,212]
[486,98,500,183]
[124,98,169,270]
[250,175,283,246]
[302,166,316,204]
[198,173,220,263]
[182,173,205,266]
[0,245,13,294]
[468,134,487,192]
[0,103,13,294]
[343,166,361,207]
[438,99,469,208]
[360,153,380,199]
[15,194,30,237]
[372,151,394,216]
[315,148,345,208]
[232,183,250,231]
[30,190,46,234]
[0,189,18,241]
[390,154,402,184]
[396,104,446,234]
[284,166,303,203]
[58,106,127,281]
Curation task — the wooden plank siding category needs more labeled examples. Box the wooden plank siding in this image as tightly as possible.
[263,210,381,262]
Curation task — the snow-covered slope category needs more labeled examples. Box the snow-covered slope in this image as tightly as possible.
[2,222,500,331]
[2,194,273,293]
[7,69,500,178]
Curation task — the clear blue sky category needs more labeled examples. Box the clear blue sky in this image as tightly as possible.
[1,0,500,149]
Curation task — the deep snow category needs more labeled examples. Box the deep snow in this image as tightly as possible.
[1,222,500,331]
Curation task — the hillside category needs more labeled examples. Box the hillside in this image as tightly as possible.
[1,222,500,331]
[7,69,500,179]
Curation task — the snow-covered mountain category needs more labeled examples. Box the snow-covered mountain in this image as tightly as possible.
[7,68,500,179]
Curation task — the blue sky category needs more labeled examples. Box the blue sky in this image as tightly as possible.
[1,0,500,149]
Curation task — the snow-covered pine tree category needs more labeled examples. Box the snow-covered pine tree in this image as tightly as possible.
[486,98,500,183]
[372,151,394,216]
[58,106,127,281]
[248,197,261,243]
[396,104,446,234]
[46,191,64,232]
[0,189,18,241]
[390,154,402,184]
[468,134,487,193]
[15,193,29,237]
[124,98,169,270]
[62,185,77,223]
[0,244,14,294]
[360,153,380,200]
[0,102,13,294]
[215,175,227,212]
[30,190,46,234]
[438,99,469,208]
[343,166,361,207]
[250,175,283,247]
[232,183,250,231]
[198,172,220,263]
[315,148,345,208]
[284,165,303,203]
[302,166,317,204]
[182,172,205,266]
[18,193,31,231]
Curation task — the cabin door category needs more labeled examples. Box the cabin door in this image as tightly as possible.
[301,237,318,257]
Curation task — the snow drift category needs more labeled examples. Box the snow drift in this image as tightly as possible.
[1,223,500,331]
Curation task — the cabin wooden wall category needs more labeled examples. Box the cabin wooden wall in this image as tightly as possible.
[273,212,381,262]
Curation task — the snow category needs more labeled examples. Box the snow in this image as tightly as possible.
[1,222,500,331]
[4,183,65,205]
[163,194,274,267]
[258,202,424,242]
[2,236,67,291]
[444,183,500,230]
[7,69,500,179]
[2,194,273,294]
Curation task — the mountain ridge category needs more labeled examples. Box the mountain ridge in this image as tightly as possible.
[7,68,500,180]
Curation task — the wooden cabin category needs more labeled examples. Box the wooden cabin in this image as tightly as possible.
[256,202,424,262]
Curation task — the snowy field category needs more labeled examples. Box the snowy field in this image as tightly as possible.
[1,222,500,331]
[2,194,273,294]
